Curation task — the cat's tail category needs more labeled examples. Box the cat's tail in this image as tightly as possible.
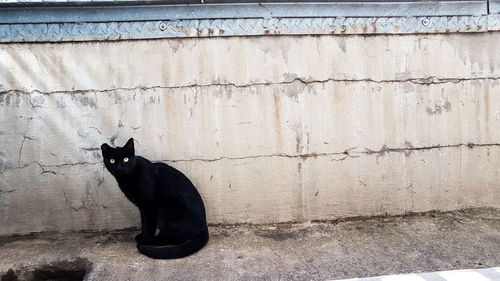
[137,227,209,259]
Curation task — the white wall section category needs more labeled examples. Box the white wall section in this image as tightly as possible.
[1,33,499,235]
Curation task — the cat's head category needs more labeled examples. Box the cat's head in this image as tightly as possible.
[101,138,137,177]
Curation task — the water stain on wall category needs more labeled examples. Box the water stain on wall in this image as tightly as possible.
[426,100,451,115]
[0,92,21,107]
[29,94,45,108]
[76,96,97,109]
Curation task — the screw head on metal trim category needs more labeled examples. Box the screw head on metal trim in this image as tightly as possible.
[159,22,168,31]
[422,18,430,26]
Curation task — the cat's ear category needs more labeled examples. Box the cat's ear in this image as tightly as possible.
[124,138,135,155]
[101,143,112,158]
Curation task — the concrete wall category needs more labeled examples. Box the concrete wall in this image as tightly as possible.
[1,33,500,235]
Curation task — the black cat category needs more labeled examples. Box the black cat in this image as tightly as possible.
[101,138,209,259]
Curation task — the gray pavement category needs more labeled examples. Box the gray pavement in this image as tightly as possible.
[1,208,500,281]
[331,267,500,281]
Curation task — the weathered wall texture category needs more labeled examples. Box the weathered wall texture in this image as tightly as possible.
[1,33,500,235]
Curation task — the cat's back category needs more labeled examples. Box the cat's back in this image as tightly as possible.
[153,161,190,182]
[135,157,191,184]
[135,155,155,171]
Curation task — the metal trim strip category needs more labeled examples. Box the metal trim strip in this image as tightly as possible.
[1,14,498,42]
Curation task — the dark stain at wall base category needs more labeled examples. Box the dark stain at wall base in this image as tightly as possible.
[0,258,92,281]
[256,230,301,242]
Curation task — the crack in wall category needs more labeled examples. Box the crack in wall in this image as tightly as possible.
[164,148,356,163]
[62,190,69,204]
[70,185,108,212]
[40,162,102,168]
[2,142,499,172]
[1,76,499,96]
[0,189,16,194]
[2,162,103,173]
[0,188,16,199]
[79,147,101,151]
[164,142,500,163]
[17,116,34,164]
[88,127,102,136]
[0,163,29,175]
[37,162,57,175]
[364,143,500,157]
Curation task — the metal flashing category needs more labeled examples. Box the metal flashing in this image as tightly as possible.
[0,1,498,42]
[0,2,489,24]
[1,14,499,42]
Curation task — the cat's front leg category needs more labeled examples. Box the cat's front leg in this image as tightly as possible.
[139,209,157,244]
[135,210,146,244]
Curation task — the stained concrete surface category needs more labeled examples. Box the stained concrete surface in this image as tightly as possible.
[0,208,499,281]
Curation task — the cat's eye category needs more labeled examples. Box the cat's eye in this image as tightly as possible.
[123,157,129,163]
[110,159,116,164]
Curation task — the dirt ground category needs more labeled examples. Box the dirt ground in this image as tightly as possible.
[1,208,499,281]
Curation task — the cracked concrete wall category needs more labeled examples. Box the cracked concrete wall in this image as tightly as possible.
[1,33,500,235]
